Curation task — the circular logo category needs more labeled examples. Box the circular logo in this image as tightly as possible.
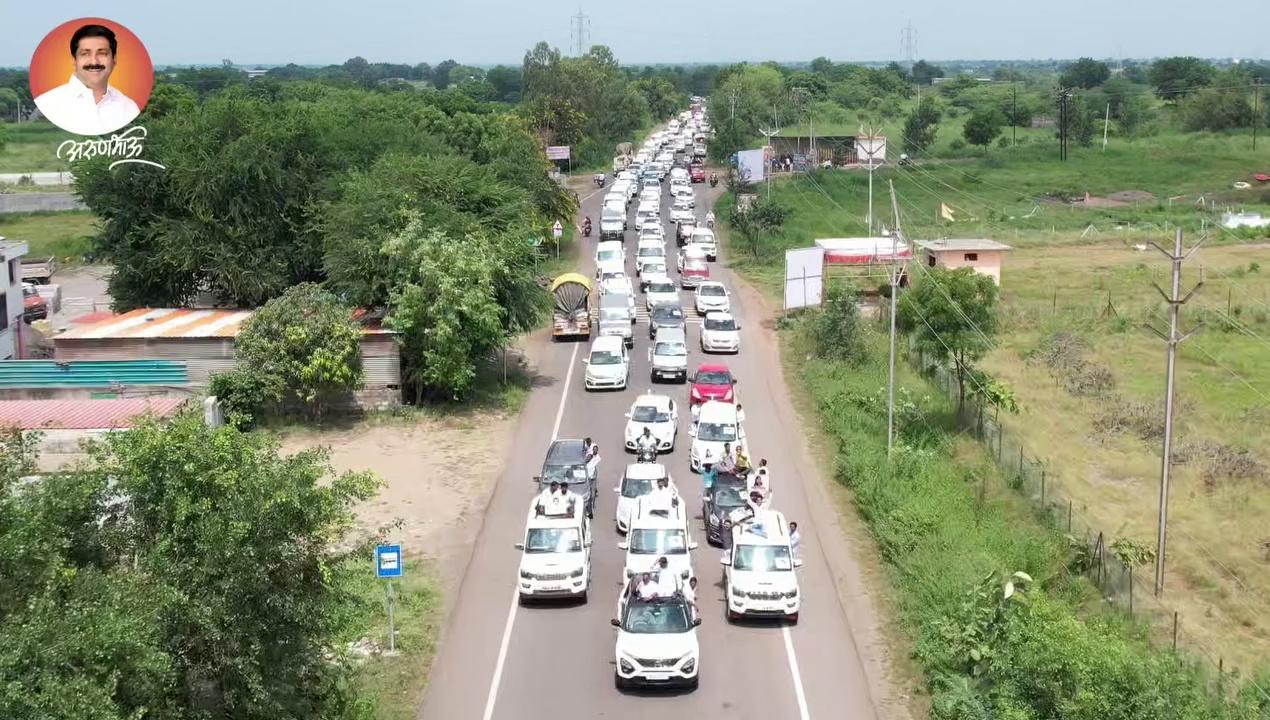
[29,18,154,137]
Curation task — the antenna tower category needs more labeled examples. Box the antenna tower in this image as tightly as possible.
[571,9,591,56]
[900,22,916,69]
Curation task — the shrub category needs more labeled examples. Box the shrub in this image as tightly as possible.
[810,284,870,364]
[209,369,282,429]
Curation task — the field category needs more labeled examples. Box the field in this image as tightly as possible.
[0,120,76,172]
[0,211,98,261]
[725,130,1270,674]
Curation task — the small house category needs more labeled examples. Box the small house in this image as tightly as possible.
[2,238,30,361]
[916,239,1013,285]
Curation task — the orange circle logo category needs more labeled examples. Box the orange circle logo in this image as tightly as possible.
[29,18,153,137]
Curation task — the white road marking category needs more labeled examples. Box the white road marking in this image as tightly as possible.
[481,341,580,720]
[782,625,813,720]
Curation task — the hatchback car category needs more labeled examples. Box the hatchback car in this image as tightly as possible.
[649,304,686,341]
[645,278,679,311]
[690,363,736,406]
[640,265,669,291]
[700,311,741,354]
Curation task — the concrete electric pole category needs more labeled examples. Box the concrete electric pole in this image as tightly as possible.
[1145,229,1204,597]
[886,181,905,457]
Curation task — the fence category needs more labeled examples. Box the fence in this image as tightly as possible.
[907,348,1265,694]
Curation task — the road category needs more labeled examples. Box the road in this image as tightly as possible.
[420,163,886,720]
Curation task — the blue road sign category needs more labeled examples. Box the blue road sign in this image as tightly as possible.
[375,544,403,579]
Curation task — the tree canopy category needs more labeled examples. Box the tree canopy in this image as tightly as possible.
[899,267,1000,406]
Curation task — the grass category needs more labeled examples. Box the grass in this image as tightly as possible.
[345,555,443,720]
[0,121,77,172]
[0,210,98,262]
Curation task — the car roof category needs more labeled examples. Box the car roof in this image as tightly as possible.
[697,400,738,421]
[704,311,735,321]
[632,394,672,410]
[600,293,630,308]
[654,328,687,344]
[591,335,625,352]
[545,439,586,463]
[696,362,730,374]
[732,510,790,544]
[697,281,725,289]
[652,305,684,318]
[624,462,669,480]
[632,499,686,525]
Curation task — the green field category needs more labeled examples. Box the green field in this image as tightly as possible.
[0,120,76,172]
[0,211,98,262]
[723,131,1270,674]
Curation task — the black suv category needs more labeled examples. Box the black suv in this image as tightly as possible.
[536,439,598,518]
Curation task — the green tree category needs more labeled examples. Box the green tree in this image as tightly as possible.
[486,64,523,102]
[902,98,941,155]
[898,267,999,406]
[0,87,19,118]
[962,107,1005,152]
[727,196,790,258]
[812,283,868,364]
[142,82,196,120]
[432,59,458,89]
[1181,86,1253,131]
[1059,58,1111,89]
[382,220,506,401]
[1148,56,1215,101]
[234,283,364,420]
[911,60,945,86]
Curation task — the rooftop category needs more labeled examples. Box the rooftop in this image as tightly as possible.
[56,307,393,341]
[0,397,188,430]
[916,238,1013,252]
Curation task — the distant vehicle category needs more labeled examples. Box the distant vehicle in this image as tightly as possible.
[551,274,592,339]
[536,438,599,518]
[722,510,802,623]
[635,244,667,276]
[624,393,679,453]
[648,327,689,384]
[690,363,737,406]
[690,164,706,183]
[599,292,635,348]
[584,335,630,392]
[515,498,592,603]
[595,241,625,267]
[694,281,730,315]
[600,207,626,240]
[22,282,48,322]
[689,228,717,261]
[639,267,669,293]
[644,278,679,312]
[649,304,686,341]
[679,257,709,289]
[676,220,697,246]
[20,256,58,285]
[688,400,745,472]
[700,311,741,354]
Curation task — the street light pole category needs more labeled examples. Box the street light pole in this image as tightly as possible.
[886,181,904,457]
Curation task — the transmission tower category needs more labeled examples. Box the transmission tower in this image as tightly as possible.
[900,22,916,70]
[570,9,590,57]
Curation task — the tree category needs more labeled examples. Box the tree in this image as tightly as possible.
[902,98,941,154]
[1059,58,1111,89]
[0,87,18,118]
[1148,56,1215,100]
[486,64,523,102]
[233,283,364,420]
[898,267,999,407]
[812,283,869,364]
[432,59,458,89]
[382,220,506,401]
[142,82,196,120]
[727,196,790,258]
[963,107,1005,152]
[1181,86,1253,131]
[911,60,944,86]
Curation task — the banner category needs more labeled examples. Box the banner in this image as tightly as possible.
[737,148,766,184]
[545,145,571,160]
[784,247,825,310]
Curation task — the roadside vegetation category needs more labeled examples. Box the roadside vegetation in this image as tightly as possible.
[0,210,96,261]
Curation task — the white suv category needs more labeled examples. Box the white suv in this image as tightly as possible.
[722,509,802,623]
[515,500,592,603]
[618,497,697,582]
[614,462,674,533]
[612,579,701,690]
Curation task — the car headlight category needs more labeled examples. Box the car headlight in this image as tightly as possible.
[785,588,799,598]
[708,513,720,526]
[681,658,696,674]
[570,566,585,578]
[625,568,634,578]
[691,387,702,400]
[731,584,744,597]
[619,658,635,674]
[520,570,534,580]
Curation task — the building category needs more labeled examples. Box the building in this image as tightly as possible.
[52,307,402,408]
[0,396,189,458]
[1,238,30,361]
[916,239,1013,285]
[767,135,887,168]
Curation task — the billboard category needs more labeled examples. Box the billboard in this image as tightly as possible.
[545,145,571,160]
[784,246,825,310]
[737,148,765,185]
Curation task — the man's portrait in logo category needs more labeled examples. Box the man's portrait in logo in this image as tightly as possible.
[29,18,154,137]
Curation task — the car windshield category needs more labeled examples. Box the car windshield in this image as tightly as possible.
[733,543,794,572]
[653,307,684,321]
[601,308,629,321]
[591,350,623,365]
[696,371,731,385]
[632,405,671,423]
[621,474,658,498]
[645,263,667,274]
[525,527,582,554]
[710,486,747,509]
[700,285,726,297]
[543,463,587,482]
[705,317,737,331]
[684,260,707,272]
[598,249,620,262]
[602,210,623,220]
[639,246,663,257]
[623,602,692,634]
[697,421,737,442]
[655,342,687,357]
[648,282,675,294]
[629,528,688,554]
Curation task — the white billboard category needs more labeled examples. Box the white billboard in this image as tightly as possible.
[784,246,825,310]
[737,148,766,185]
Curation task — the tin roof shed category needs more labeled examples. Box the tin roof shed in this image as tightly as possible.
[0,397,188,430]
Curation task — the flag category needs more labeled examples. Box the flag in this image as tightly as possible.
[939,203,956,221]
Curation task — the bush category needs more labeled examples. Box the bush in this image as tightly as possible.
[209,368,282,429]
[810,284,869,364]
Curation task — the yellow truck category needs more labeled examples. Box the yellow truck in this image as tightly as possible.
[550,273,592,339]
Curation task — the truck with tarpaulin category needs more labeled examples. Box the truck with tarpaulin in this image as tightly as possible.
[551,273,593,339]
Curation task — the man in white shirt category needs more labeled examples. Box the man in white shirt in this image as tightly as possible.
[534,481,562,515]
[34,24,141,136]
[648,477,676,512]
[683,576,699,619]
[651,557,678,596]
[636,572,659,600]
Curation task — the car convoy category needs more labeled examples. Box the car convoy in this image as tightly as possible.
[522,100,804,694]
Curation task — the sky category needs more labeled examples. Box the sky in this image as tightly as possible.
[2,0,1267,68]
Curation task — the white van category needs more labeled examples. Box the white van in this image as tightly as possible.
[618,496,697,582]
[688,400,745,472]
[515,498,592,603]
[648,327,688,383]
[584,335,630,391]
[721,509,802,622]
[689,228,717,261]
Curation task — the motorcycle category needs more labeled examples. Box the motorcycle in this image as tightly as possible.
[709,174,718,188]
[582,217,592,237]
[593,173,607,188]
[635,445,658,463]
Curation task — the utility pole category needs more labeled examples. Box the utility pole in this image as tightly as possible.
[1057,88,1070,162]
[1254,79,1261,151]
[1012,83,1018,146]
[886,181,904,457]
[861,126,884,233]
[570,9,590,57]
[1145,229,1205,598]
[1102,102,1111,152]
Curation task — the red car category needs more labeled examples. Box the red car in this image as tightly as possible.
[22,283,48,322]
[690,164,706,183]
[690,362,736,406]
[680,257,709,289]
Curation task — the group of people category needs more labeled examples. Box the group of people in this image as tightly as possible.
[534,480,581,516]
[633,557,700,619]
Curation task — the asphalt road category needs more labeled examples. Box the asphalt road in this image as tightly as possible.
[420,167,883,720]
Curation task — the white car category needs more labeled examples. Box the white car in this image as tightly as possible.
[689,228,717,261]
[515,499,592,603]
[639,224,665,244]
[612,575,701,690]
[694,282,730,315]
[670,206,695,224]
[618,498,696,582]
[614,462,675,533]
[722,510,802,623]
[700,311,740,353]
[640,267,669,292]
[635,244,667,275]
[595,241,625,267]
[624,393,679,452]
[640,188,661,205]
[584,336,630,391]
[671,186,695,206]
[601,277,637,316]
[688,400,745,472]
[645,278,679,311]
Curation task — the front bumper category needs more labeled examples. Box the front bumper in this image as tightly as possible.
[586,374,627,390]
[616,655,699,687]
[625,436,674,451]
[727,589,800,617]
[702,336,739,353]
[520,573,589,598]
[651,366,687,383]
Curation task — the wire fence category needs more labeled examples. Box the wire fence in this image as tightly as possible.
[907,347,1267,695]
